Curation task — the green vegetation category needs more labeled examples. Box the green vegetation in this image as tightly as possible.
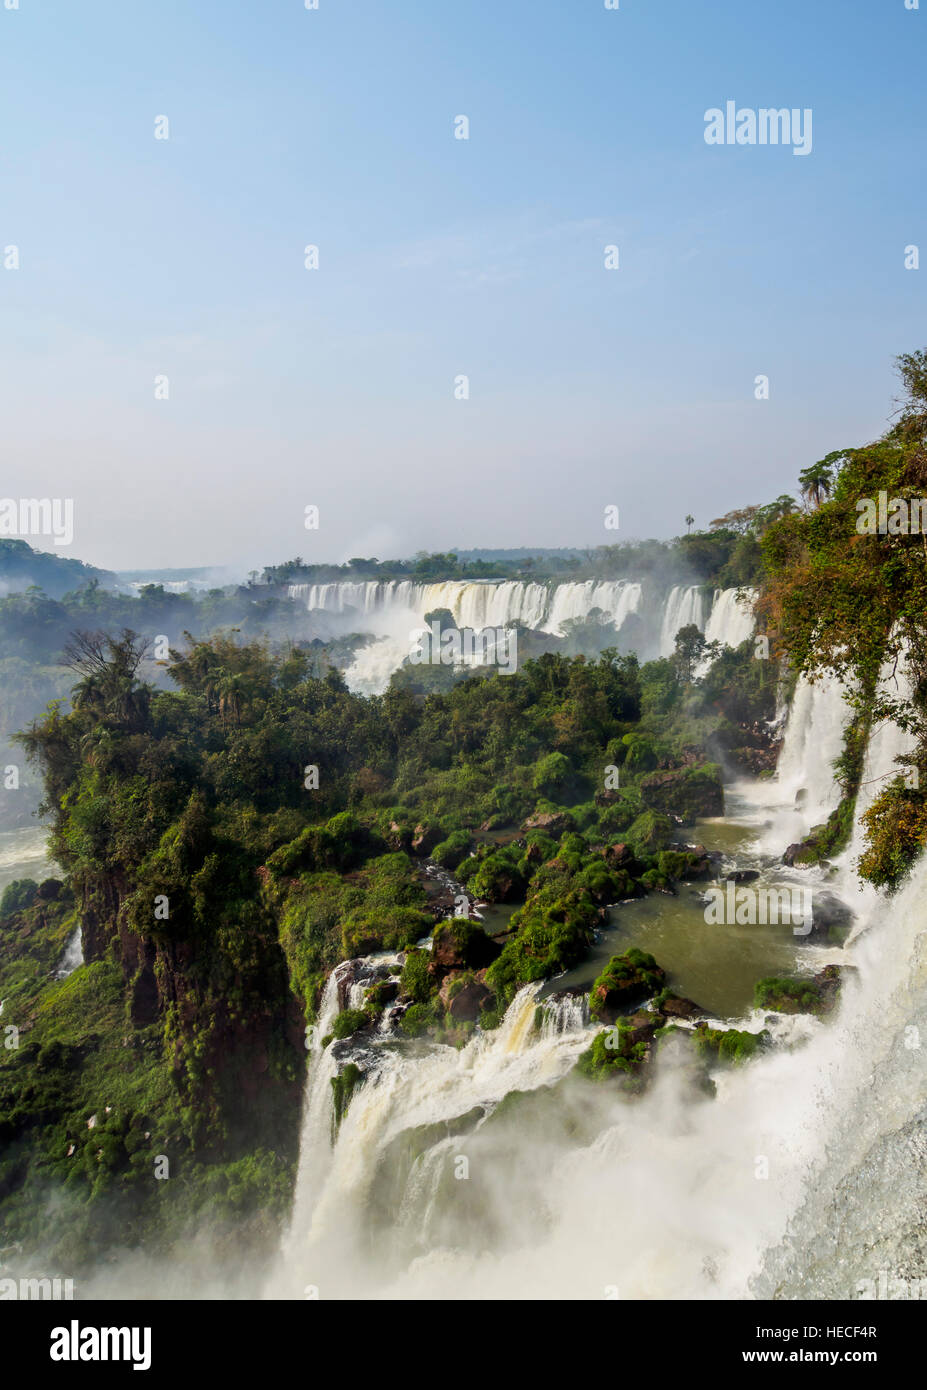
[754,968,842,1017]
[588,949,666,1022]
[576,1020,652,1086]
[2,608,776,1263]
[6,345,927,1273]
[0,539,113,599]
[330,1063,363,1128]
[692,1024,769,1065]
[758,351,927,881]
[858,780,927,890]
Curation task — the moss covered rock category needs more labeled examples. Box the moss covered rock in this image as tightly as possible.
[754,964,844,1016]
[639,764,724,823]
[692,1022,769,1064]
[588,949,666,1023]
[430,919,501,974]
[627,810,675,858]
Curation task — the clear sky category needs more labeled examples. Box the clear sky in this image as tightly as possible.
[1,0,925,571]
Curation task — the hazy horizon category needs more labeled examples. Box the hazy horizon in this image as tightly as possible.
[3,0,925,569]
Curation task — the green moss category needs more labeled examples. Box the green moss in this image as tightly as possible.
[399,949,434,1004]
[692,1024,769,1065]
[399,1001,441,1036]
[330,1062,362,1127]
[754,975,831,1015]
[575,1025,649,1091]
[331,1008,367,1040]
[627,809,674,857]
[588,949,665,1020]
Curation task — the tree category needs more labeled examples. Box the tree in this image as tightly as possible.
[753,495,798,531]
[798,458,838,509]
[672,624,707,684]
[893,349,927,439]
[63,629,150,729]
[709,506,761,534]
[685,514,694,534]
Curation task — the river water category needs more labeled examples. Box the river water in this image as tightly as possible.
[0,825,56,896]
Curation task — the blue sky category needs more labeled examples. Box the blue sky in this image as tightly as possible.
[1,0,924,570]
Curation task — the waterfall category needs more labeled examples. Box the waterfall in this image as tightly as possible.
[288,578,644,638]
[754,850,927,1297]
[287,579,761,693]
[272,981,592,1296]
[54,926,83,979]
[288,579,647,693]
[772,672,856,838]
[658,586,706,658]
[703,587,756,650]
[283,961,357,1259]
[656,584,755,663]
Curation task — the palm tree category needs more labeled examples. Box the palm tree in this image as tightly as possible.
[65,629,149,729]
[685,514,694,534]
[798,460,835,510]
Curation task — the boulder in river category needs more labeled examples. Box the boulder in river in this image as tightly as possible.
[659,994,705,1019]
[589,949,666,1023]
[430,919,501,975]
[754,963,849,1016]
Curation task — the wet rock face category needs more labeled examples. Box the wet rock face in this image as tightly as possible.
[783,840,823,868]
[623,1010,661,1048]
[731,745,781,776]
[336,958,397,1010]
[810,892,854,937]
[812,964,845,1014]
[660,994,704,1019]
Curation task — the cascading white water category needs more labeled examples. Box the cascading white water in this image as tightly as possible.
[287,578,642,637]
[288,580,755,693]
[703,587,756,651]
[273,983,592,1296]
[754,850,927,1297]
[289,579,646,694]
[54,926,83,978]
[270,661,926,1301]
[658,585,706,657]
[771,672,856,841]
